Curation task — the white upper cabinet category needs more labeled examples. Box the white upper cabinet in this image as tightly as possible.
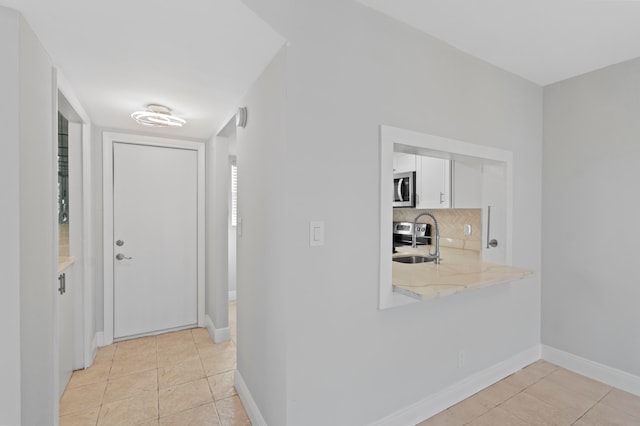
[393,152,485,210]
[393,153,417,173]
[452,160,482,208]
[416,156,451,209]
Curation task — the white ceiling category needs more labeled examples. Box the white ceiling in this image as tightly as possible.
[0,0,285,140]
[356,0,640,86]
[4,1,640,137]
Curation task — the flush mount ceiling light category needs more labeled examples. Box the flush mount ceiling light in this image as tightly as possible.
[131,104,186,128]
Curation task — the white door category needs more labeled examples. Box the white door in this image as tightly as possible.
[113,142,198,339]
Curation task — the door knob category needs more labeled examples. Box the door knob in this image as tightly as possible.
[116,253,132,261]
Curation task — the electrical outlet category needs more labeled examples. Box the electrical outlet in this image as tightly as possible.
[457,350,466,368]
[464,224,472,236]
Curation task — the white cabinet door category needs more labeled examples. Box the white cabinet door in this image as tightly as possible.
[452,160,482,208]
[393,153,416,173]
[416,156,451,209]
[58,266,73,398]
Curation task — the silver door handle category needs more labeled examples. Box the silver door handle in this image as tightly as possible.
[116,253,132,261]
[397,179,404,201]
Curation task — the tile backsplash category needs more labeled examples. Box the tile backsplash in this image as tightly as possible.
[59,223,69,257]
[393,208,482,251]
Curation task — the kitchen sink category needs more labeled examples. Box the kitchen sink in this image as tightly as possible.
[393,255,435,264]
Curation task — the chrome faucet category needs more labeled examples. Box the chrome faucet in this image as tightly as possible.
[412,212,440,264]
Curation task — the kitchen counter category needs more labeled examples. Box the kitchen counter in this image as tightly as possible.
[58,256,76,274]
[392,245,533,301]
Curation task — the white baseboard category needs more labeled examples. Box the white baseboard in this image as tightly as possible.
[235,369,267,426]
[370,345,541,426]
[229,290,237,301]
[542,345,640,397]
[205,314,231,343]
[96,331,104,348]
[88,333,99,367]
[214,326,231,343]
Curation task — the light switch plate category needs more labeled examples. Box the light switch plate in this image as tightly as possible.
[310,221,324,247]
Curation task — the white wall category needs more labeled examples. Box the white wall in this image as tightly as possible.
[92,126,105,335]
[1,8,94,423]
[238,1,542,424]
[0,7,22,425]
[18,12,57,425]
[543,58,640,376]
[206,133,230,331]
[236,48,289,425]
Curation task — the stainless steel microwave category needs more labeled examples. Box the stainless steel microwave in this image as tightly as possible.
[393,171,416,208]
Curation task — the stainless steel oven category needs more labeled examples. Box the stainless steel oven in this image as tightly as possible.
[393,221,431,245]
[393,171,416,208]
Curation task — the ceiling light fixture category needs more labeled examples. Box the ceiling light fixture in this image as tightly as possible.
[131,104,186,128]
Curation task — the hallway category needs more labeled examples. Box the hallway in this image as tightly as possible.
[59,302,247,425]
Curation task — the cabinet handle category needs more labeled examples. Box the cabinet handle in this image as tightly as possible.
[486,206,499,249]
[440,192,445,204]
[58,273,66,295]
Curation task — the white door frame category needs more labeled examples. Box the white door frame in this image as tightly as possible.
[57,71,94,368]
[103,132,205,345]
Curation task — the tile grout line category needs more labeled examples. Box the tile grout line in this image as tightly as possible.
[156,330,212,423]
[197,328,224,424]
[99,344,116,426]
[97,342,115,426]
[156,337,160,423]
[496,366,586,426]
[570,388,612,425]
[462,363,567,426]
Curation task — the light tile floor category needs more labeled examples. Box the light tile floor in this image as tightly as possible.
[63,303,640,426]
[59,302,248,426]
[418,360,640,425]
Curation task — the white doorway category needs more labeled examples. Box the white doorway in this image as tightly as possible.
[56,84,93,398]
[228,156,237,302]
[103,133,205,344]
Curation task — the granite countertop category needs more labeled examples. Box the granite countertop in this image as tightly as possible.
[392,245,533,301]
